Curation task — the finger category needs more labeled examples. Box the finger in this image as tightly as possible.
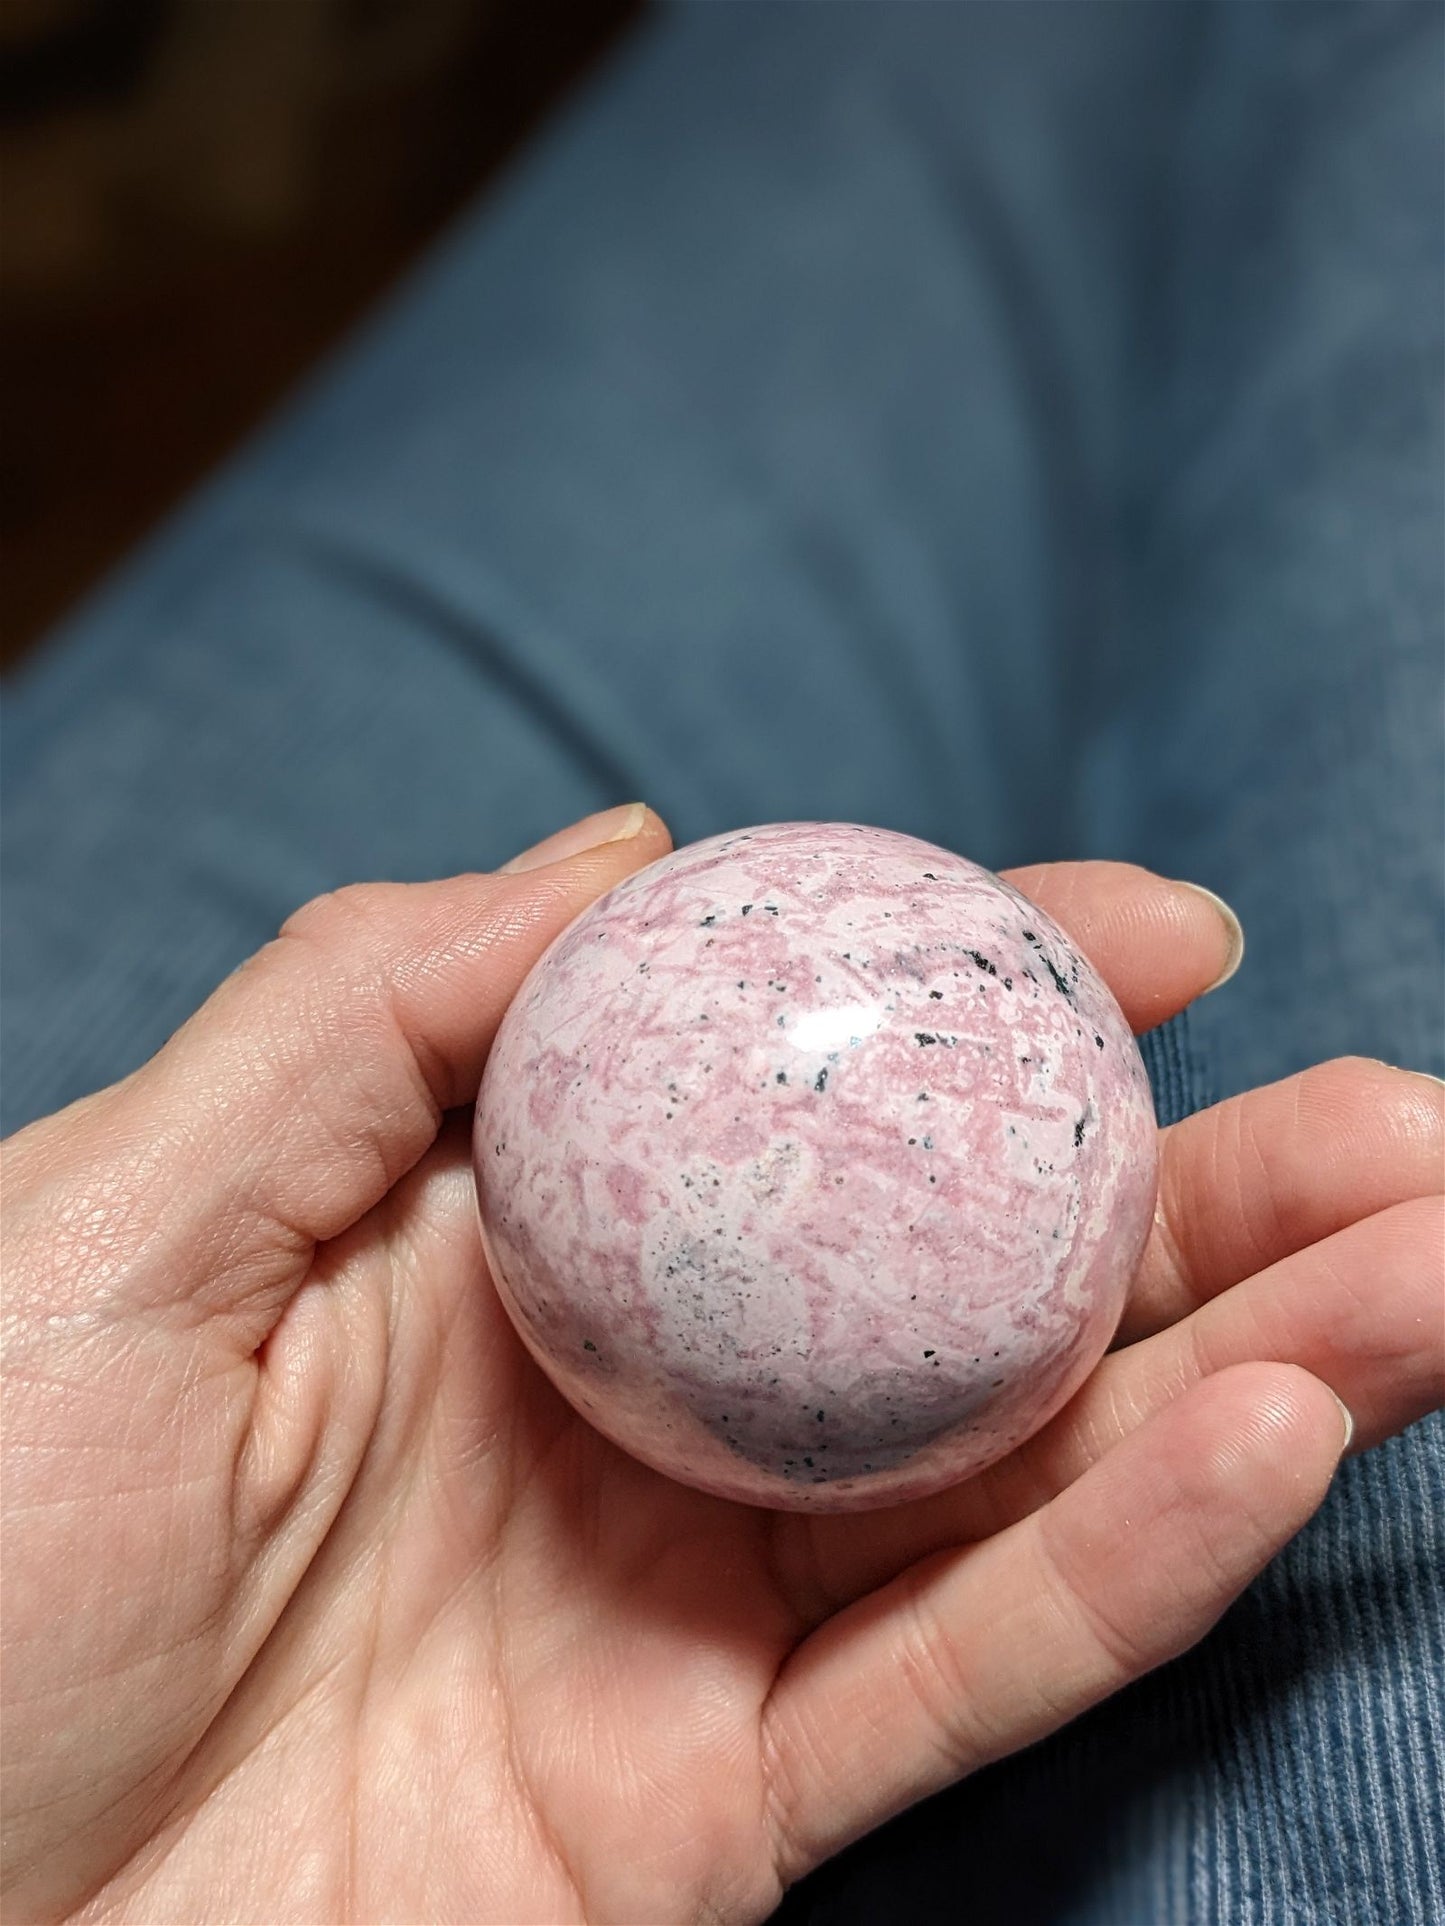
[998,860,1243,1034]
[7,805,672,1332]
[1119,1057,1445,1343]
[963,1197,1443,1543]
[760,1362,1346,1886]
[961,1195,1443,1534]
[1119,1192,1445,1453]
[782,1190,1442,1618]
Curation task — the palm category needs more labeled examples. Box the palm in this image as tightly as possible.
[4,1141,787,1924]
[126,1121,797,1924]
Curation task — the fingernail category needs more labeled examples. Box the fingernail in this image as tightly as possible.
[1176,881,1246,992]
[1332,1392,1355,1454]
[501,803,649,874]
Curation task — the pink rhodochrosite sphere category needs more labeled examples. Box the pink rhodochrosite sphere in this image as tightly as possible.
[473,823,1158,1511]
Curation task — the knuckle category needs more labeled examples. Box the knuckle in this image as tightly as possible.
[1033,1514,1154,1686]
[757,1705,817,1891]
[278,881,393,950]
[892,1561,997,1771]
[254,885,401,1026]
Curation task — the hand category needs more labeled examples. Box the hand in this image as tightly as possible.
[3,809,1440,1925]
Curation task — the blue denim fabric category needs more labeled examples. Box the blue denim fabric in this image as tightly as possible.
[3,4,1441,1921]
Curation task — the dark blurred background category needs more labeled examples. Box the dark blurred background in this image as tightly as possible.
[1,0,644,669]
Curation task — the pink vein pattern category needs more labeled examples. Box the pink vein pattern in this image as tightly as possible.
[474,823,1158,1511]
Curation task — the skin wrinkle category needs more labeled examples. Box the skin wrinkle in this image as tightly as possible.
[889,1553,998,1777]
[1245,1074,1306,1273]
[222,972,439,1249]
[293,1398,417,1606]
[209,937,425,1255]
[235,1333,342,1558]
[392,1334,509,1536]
[76,1647,365,1923]
[498,1589,593,1926]
[5,1154,261,1337]
[756,1662,825,1892]
[1224,1095,1271,1276]
[340,1581,383,1926]
[8,1148,310,1347]
[357,1392,481,1641]
[246,1050,417,1246]
[215,1389,390,1759]
[0,1460,223,1532]
[242,1229,389,1474]
[12,1754,183,1916]
[1277,1203,1434,1368]
[1029,1503,1154,1692]
[1287,1199,1444,1374]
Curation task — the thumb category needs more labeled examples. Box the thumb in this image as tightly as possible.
[8,804,671,1335]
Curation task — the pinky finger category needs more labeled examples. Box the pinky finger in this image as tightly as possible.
[758,1362,1349,1888]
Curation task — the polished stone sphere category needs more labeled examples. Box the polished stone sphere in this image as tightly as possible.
[474,822,1158,1511]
